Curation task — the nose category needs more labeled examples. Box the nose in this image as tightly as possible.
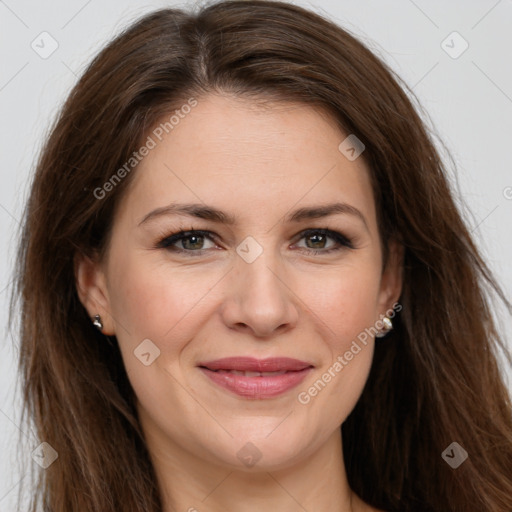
[219,248,300,339]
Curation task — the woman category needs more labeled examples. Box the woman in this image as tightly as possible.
[11,1,512,511]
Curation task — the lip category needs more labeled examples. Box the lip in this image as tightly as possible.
[197,357,314,399]
[198,357,313,372]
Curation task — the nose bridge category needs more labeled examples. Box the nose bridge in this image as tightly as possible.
[221,234,298,336]
[236,233,286,302]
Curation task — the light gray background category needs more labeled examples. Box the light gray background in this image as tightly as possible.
[1,0,511,508]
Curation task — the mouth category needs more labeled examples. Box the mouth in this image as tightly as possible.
[204,369,290,377]
[197,357,314,399]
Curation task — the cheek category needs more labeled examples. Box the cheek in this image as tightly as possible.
[300,260,382,346]
[106,253,227,390]
[106,259,206,410]
[108,251,215,341]
[293,262,381,425]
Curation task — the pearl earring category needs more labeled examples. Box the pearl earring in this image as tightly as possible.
[375,316,393,338]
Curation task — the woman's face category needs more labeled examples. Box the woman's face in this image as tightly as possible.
[77,94,402,471]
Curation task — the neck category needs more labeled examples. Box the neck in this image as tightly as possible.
[143,422,360,512]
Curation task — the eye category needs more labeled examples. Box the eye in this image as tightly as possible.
[156,228,354,256]
[292,228,354,254]
[157,230,217,253]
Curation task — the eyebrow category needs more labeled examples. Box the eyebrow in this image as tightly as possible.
[138,201,369,231]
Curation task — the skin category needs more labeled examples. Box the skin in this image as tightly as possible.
[76,93,402,512]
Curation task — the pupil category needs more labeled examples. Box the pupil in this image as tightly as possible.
[184,235,203,250]
[308,233,325,249]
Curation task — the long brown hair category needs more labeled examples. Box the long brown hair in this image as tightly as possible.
[10,1,512,510]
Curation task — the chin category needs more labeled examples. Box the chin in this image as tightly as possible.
[207,428,315,472]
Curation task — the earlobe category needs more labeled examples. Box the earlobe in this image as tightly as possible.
[74,251,115,335]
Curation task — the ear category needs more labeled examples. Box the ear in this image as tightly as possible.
[74,250,116,335]
[376,239,404,316]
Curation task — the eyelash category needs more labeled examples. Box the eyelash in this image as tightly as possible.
[155,227,354,256]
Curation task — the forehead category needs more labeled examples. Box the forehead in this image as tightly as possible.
[119,94,376,228]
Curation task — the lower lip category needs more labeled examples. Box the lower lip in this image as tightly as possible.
[199,367,313,399]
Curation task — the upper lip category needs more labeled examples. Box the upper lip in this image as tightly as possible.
[198,357,314,372]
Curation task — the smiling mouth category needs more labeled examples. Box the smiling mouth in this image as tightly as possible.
[197,357,314,399]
